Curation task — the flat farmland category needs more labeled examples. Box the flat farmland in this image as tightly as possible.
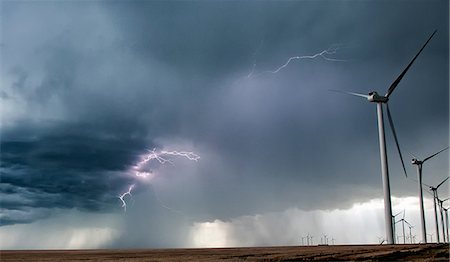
[1,244,448,261]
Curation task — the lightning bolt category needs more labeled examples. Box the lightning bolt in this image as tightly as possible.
[264,46,346,74]
[119,148,200,212]
[244,45,346,79]
[118,184,135,212]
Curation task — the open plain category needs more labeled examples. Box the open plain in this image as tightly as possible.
[1,244,448,261]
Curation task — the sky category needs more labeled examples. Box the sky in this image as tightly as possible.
[0,0,448,249]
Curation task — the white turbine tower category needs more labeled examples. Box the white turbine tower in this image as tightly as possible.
[442,205,449,243]
[332,31,436,244]
[410,146,449,243]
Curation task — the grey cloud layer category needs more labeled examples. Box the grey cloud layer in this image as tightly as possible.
[1,1,448,228]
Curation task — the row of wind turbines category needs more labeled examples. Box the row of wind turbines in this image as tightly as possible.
[301,233,336,246]
[332,30,449,244]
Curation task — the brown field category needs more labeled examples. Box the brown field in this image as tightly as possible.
[1,244,448,261]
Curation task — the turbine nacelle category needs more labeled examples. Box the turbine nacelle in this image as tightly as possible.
[368,91,389,103]
[411,158,422,165]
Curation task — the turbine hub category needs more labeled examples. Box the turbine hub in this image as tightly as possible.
[411,159,422,165]
[368,91,389,103]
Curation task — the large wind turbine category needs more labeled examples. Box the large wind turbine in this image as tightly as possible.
[332,31,436,244]
[410,146,449,243]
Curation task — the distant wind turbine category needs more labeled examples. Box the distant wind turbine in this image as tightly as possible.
[331,30,437,244]
[394,210,409,244]
[404,220,414,244]
[392,210,403,244]
[442,205,449,243]
[410,146,449,243]
[427,176,449,243]
[437,197,449,242]
[427,233,434,243]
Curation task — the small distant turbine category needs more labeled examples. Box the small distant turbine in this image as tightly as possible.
[395,211,409,244]
[395,211,413,244]
[331,31,437,244]
[392,210,403,243]
[404,221,414,244]
[410,146,449,243]
[427,233,434,243]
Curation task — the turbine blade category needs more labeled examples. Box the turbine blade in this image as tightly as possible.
[402,209,405,219]
[423,146,449,163]
[404,220,412,227]
[386,104,408,177]
[436,176,449,189]
[385,30,437,98]
[329,89,369,99]
[394,211,402,217]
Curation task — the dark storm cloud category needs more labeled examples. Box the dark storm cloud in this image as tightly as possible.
[1,0,448,228]
[0,123,149,225]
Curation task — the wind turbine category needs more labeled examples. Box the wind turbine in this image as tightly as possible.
[443,205,449,243]
[410,146,449,243]
[427,233,434,243]
[331,31,436,244]
[301,235,307,246]
[428,176,449,243]
[392,210,403,243]
[305,233,313,245]
[394,219,403,243]
[437,197,449,242]
[395,211,410,244]
[404,220,414,244]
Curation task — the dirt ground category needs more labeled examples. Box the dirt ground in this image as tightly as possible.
[1,244,448,261]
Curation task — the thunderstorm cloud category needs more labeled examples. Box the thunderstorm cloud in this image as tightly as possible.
[0,0,448,248]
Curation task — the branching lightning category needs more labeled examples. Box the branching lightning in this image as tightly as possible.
[245,45,346,79]
[264,46,346,74]
[119,148,200,212]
